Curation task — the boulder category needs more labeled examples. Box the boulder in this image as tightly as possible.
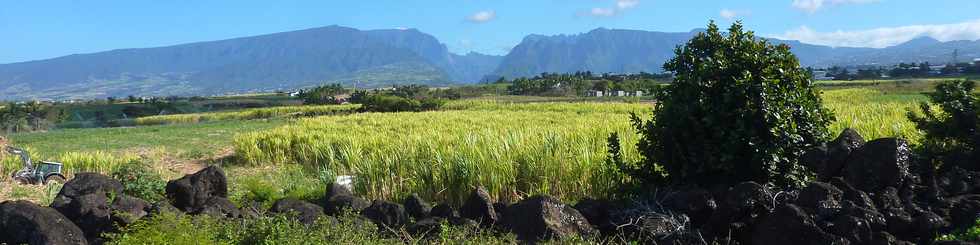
[822,128,866,180]
[0,200,88,245]
[830,177,877,211]
[912,211,947,243]
[109,195,151,226]
[403,194,431,220]
[323,183,370,215]
[192,197,241,218]
[165,166,228,212]
[796,182,843,218]
[840,202,888,232]
[271,198,325,225]
[883,209,914,240]
[750,204,849,245]
[940,166,980,196]
[613,212,690,243]
[460,186,497,227]
[872,187,904,212]
[828,215,873,244]
[501,195,595,242]
[53,192,113,242]
[361,200,409,229]
[50,173,150,242]
[574,198,616,234]
[843,138,912,192]
[50,173,123,206]
[430,203,458,218]
[702,182,772,242]
[665,188,716,228]
[950,195,980,231]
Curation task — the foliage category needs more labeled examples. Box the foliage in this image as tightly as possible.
[823,89,925,144]
[230,165,327,208]
[907,80,979,169]
[300,83,347,105]
[111,159,167,203]
[104,211,227,245]
[506,72,667,96]
[234,106,642,205]
[358,94,445,113]
[631,22,834,187]
[0,101,66,133]
[938,219,980,242]
[106,210,517,244]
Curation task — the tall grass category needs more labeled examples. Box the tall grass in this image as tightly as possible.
[0,148,137,180]
[135,104,359,126]
[822,89,927,144]
[234,108,643,205]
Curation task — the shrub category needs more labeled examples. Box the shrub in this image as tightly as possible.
[359,94,445,112]
[938,218,980,241]
[110,160,166,203]
[105,212,225,245]
[907,80,979,170]
[300,83,347,105]
[630,21,834,187]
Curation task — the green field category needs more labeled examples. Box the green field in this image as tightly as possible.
[0,82,940,205]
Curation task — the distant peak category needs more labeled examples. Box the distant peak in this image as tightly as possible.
[899,36,942,47]
[689,28,708,33]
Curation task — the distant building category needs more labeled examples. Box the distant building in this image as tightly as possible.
[288,91,301,97]
[974,58,980,64]
[615,91,626,97]
[587,90,604,97]
[634,91,644,97]
[812,71,833,81]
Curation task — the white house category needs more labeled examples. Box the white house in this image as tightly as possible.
[615,91,626,97]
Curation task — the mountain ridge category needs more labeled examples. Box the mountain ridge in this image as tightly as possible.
[2,25,979,100]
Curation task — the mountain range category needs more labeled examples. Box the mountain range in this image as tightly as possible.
[1,25,978,100]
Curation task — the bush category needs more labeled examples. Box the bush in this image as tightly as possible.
[630,21,834,187]
[907,80,979,170]
[938,218,980,242]
[301,83,347,105]
[359,94,445,113]
[105,212,225,245]
[110,160,166,203]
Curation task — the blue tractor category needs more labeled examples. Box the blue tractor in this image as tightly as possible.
[6,146,67,185]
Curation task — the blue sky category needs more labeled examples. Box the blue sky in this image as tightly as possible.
[2,0,979,64]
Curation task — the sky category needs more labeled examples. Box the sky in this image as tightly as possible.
[1,0,979,64]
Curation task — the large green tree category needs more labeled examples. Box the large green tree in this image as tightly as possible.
[630,21,834,187]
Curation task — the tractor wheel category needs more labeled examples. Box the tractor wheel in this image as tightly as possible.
[43,175,66,185]
[11,170,32,185]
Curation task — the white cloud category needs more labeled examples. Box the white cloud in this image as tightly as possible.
[466,10,496,23]
[616,0,640,10]
[581,0,640,17]
[773,19,980,48]
[720,9,738,20]
[791,0,880,13]
[589,8,617,17]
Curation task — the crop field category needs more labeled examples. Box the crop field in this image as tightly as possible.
[234,106,646,205]
[0,87,938,205]
[822,88,927,144]
[135,104,359,126]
